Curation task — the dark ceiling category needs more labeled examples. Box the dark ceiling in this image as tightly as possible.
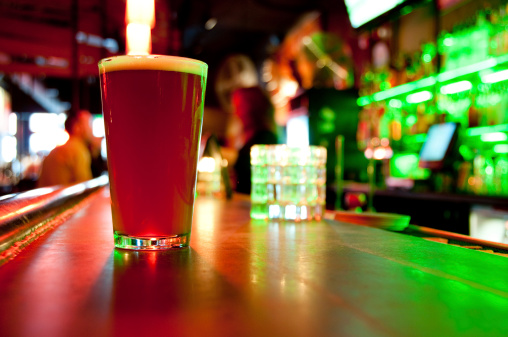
[177,0,335,58]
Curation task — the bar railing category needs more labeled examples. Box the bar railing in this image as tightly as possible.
[326,209,508,256]
[0,175,109,264]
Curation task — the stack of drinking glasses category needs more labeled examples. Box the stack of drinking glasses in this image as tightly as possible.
[250,145,326,221]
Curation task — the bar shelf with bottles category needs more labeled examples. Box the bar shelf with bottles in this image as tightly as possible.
[357,6,508,197]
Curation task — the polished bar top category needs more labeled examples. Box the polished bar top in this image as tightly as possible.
[1,188,508,336]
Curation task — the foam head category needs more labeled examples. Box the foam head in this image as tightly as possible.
[98,55,208,78]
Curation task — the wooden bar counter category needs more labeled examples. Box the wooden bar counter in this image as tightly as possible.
[1,187,508,337]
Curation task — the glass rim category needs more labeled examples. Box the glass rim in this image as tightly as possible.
[98,55,208,77]
[250,144,327,164]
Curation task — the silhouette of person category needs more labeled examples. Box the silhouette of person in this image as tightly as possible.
[232,86,279,194]
[89,135,107,178]
[37,110,94,187]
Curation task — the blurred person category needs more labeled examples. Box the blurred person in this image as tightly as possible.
[37,110,94,187]
[89,135,107,178]
[232,86,279,194]
[215,54,259,113]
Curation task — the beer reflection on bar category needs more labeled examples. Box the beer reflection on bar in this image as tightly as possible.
[1,0,508,335]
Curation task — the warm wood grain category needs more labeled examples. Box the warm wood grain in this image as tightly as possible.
[1,188,507,337]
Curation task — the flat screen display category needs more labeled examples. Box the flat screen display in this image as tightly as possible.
[419,122,458,169]
[344,0,407,28]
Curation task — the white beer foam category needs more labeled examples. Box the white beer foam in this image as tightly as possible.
[99,55,208,77]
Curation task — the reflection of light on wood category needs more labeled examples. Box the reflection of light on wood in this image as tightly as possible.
[126,23,151,55]
[193,198,218,248]
[147,251,157,272]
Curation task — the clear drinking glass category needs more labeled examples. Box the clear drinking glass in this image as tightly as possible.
[250,145,326,221]
[98,55,208,249]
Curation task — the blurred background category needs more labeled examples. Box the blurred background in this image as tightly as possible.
[0,0,366,192]
[1,0,508,240]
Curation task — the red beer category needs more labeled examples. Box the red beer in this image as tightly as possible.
[99,55,207,249]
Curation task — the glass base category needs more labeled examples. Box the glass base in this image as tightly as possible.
[251,202,324,221]
[114,232,190,250]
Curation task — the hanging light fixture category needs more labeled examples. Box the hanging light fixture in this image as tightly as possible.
[126,23,152,55]
[125,0,155,55]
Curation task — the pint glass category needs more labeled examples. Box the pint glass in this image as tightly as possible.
[98,55,208,249]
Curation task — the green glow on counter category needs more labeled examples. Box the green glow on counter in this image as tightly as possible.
[467,124,508,136]
[440,80,472,95]
[481,132,508,142]
[481,69,508,83]
[406,91,433,104]
[494,144,508,154]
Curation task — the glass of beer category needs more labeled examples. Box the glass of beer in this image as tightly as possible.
[98,55,207,250]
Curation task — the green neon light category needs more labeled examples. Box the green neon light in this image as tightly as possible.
[467,124,508,136]
[391,154,417,178]
[389,99,402,108]
[390,153,430,179]
[404,133,426,143]
[400,5,412,16]
[357,96,371,107]
[406,115,417,127]
[440,80,472,95]
[481,69,508,83]
[443,37,453,46]
[437,58,498,82]
[357,53,508,107]
[481,132,508,142]
[371,76,436,102]
[494,144,508,154]
[406,91,433,104]
[459,145,475,161]
[345,0,406,28]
